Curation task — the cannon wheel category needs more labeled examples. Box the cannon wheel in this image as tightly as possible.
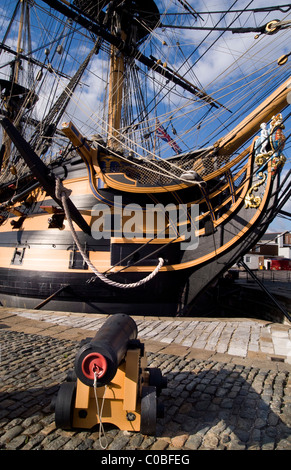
[66,368,77,382]
[55,381,76,430]
[147,367,167,396]
[140,386,157,435]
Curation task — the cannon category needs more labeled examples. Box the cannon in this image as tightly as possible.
[54,314,167,435]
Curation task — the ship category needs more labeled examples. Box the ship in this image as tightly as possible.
[0,0,290,317]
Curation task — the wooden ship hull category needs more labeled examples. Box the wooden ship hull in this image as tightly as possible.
[0,81,289,316]
[0,174,282,316]
[0,1,290,317]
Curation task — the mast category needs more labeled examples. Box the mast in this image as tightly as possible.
[31,40,102,156]
[1,0,25,170]
[15,0,25,84]
[41,0,222,108]
[0,0,35,170]
[107,32,125,151]
[1,1,96,171]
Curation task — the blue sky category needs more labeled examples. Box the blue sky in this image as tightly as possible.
[1,0,290,233]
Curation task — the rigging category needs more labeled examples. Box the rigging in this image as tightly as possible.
[160,20,291,35]
[162,4,291,16]
[39,0,224,108]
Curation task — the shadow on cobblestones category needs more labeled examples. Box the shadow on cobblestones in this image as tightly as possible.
[155,360,291,450]
[0,330,290,450]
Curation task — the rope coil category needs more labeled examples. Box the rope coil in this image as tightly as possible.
[56,178,164,288]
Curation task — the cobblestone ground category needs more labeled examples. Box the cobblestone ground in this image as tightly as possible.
[0,329,290,451]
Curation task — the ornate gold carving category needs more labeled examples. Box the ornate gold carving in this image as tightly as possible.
[271,153,286,175]
[254,152,272,166]
[244,172,267,209]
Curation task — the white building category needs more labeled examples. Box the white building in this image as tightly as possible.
[278,231,291,259]
[241,231,291,270]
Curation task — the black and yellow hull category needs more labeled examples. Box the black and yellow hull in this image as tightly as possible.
[0,148,282,316]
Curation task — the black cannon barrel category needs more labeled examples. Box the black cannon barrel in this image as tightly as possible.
[74,313,138,387]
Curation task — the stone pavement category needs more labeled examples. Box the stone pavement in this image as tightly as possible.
[0,307,291,451]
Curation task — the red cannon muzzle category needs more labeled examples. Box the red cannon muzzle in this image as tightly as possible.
[74,313,138,387]
[81,352,108,380]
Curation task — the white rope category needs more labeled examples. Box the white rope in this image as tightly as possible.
[93,371,108,449]
[56,178,164,288]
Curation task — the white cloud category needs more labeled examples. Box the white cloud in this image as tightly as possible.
[163,0,290,91]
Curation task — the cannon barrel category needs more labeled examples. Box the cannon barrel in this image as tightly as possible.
[54,313,167,434]
[74,313,138,387]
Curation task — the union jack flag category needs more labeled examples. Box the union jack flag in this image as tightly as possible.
[156,120,182,154]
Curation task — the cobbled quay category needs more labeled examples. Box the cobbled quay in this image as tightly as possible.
[0,308,290,452]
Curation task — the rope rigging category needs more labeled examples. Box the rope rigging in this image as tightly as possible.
[160,19,291,35]
[162,4,291,17]
[30,39,102,155]
[1,0,290,188]
[55,178,165,288]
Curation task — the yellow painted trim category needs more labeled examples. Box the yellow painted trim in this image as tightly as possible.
[0,246,110,273]
[111,161,272,273]
[195,155,252,236]
[204,164,247,201]
[204,148,250,181]
[103,173,189,193]
[101,146,251,193]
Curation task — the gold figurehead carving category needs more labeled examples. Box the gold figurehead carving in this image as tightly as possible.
[245,172,267,209]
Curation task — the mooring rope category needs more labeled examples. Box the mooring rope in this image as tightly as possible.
[56,178,164,288]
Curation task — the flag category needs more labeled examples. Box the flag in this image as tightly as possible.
[156,120,182,154]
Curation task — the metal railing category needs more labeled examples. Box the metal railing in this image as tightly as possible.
[238,269,291,283]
